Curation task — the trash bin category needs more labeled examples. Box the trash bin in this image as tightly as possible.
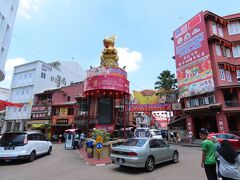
[86,140,93,158]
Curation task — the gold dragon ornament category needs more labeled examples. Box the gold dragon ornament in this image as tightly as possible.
[100,35,119,67]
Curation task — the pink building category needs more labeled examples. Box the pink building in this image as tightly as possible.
[29,82,84,136]
[173,11,240,137]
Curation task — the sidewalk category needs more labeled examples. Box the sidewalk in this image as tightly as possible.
[78,148,112,166]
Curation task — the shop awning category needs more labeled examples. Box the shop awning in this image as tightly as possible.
[26,120,50,125]
[31,124,46,128]
[168,116,186,127]
[51,124,71,127]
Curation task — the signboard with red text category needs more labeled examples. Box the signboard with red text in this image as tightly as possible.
[174,12,215,98]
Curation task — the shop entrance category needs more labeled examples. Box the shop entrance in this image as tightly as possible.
[98,98,113,124]
[193,115,218,138]
[228,115,240,134]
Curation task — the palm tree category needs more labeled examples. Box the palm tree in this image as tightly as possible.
[154,70,177,101]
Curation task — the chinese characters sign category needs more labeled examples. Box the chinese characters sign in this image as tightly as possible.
[31,105,52,119]
[84,67,129,93]
[59,108,68,117]
[174,12,215,98]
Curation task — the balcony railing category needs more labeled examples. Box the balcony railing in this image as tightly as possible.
[225,100,240,107]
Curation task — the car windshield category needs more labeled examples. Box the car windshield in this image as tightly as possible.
[135,129,151,138]
[122,139,147,147]
[0,133,26,147]
[151,131,162,136]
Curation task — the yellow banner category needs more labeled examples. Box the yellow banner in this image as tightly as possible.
[133,90,166,104]
[59,108,68,116]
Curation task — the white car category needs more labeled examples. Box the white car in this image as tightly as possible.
[0,131,52,162]
[134,128,163,139]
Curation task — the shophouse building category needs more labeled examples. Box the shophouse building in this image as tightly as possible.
[173,11,240,137]
[2,60,86,133]
[29,81,84,137]
[0,0,19,81]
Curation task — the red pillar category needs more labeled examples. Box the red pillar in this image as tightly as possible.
[123,96,126,139]
[216,112,229,133]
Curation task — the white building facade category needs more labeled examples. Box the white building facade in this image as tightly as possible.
[0,0,19,81]
[0,88,10,132]
[2,60,86,133]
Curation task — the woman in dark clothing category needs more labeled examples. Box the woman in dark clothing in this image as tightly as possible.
[216,140,240,180]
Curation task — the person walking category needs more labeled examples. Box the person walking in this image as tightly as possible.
[170,130,174,142]
[211,136,221,180]
[199,128,217,180]
[216,140,240,180]
[187,130,193,144]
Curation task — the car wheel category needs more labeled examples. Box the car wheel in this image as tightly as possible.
[28,151,35,162]
[47,146,52,155]
[172,151,179,163]
[145,156,155,172]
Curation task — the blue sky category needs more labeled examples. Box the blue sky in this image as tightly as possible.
[1,0,240,91]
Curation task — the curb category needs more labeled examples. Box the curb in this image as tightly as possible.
[77,150,112,166]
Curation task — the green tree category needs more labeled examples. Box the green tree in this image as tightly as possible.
[154,70,177,101]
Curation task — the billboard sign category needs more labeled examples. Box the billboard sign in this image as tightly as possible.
[84,76,129,94]
[174,12,215,98]
[133,90,166,104]
[31,105,52,119]
[129,104,171,112]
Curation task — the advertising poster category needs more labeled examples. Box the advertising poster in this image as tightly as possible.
[133,90,166,104]
[173,12,215,98]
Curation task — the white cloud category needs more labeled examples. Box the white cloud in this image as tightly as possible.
[117,48,142,72]
[4,57,27,82]
[18,0,42,19]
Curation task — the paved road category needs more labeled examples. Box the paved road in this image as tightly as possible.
[0,144,207,180]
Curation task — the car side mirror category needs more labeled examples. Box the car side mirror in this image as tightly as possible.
[166,144,170,147]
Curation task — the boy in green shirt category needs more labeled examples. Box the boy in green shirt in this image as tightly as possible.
[199,129,217,180]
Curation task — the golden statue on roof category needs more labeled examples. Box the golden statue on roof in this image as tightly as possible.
[100,35,119,67]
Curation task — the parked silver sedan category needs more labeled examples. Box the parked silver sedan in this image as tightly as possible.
[110,138,179,172]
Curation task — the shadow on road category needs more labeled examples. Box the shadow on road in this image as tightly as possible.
[111,161,177,174]
[0,154,50,166]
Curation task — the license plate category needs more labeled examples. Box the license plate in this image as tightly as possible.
[4,147,15,150]
[118,158,124,164]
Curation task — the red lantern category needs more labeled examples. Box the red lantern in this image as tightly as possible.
[103,92,106,95]
[224,64,227,70]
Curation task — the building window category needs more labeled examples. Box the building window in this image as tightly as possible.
[225,71,232,82]
[217,24,223,37]
[68,108,74,115]
[212,22,217,34]
[226,48,231,58]
[222,47,231,57]
[227,21,240,35]
[41,72,46,79]
[53,108,59,116]
[219,69,225,80]
[67,96,71,101]
[232,45,240,58]
[216,43,221,56]
[51,76,54,82]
